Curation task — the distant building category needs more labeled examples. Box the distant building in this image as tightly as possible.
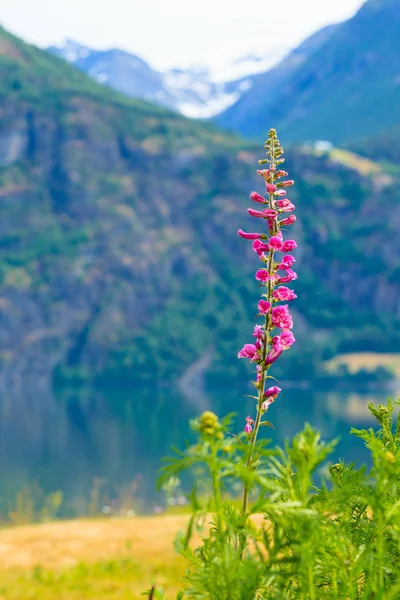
[314,140,334,152]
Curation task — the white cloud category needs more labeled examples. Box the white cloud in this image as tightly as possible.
[0,0,365,70]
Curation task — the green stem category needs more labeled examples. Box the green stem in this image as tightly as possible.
[240,132,278,542]
[241,233,275,519]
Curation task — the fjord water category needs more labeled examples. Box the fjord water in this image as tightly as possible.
[0,382,395,517]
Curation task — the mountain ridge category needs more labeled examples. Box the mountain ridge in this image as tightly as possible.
[216,0,400,144]
[48,39,284,118]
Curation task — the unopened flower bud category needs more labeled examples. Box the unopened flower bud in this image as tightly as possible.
[279,215,296,226]
[277,180,294,188]
[256,169,272,181]
[250,191,266,204]
[238,229,266,240]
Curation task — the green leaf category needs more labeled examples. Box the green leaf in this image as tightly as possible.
[260,421,275,429]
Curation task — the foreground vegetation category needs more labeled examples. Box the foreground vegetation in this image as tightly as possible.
[154,399,400,599]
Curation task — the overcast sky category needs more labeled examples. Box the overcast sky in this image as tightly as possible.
[1,0,365,70]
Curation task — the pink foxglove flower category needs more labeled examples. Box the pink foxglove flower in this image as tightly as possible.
[272,305,293,330]
[252,240,270,255]
[238,129,298,461]
[238,344,258,361]
[277,255,296,269]
[279,330,296,350]
[282,240,297,252]
[278,269,298,283]
[255,269,274,282]
[258,299,271,315]
[276,199,295,211]
[269,235,284,250]
[273,286,297,301]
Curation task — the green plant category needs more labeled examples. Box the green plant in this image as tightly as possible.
[152,134,400,598]
[157,399,400,599]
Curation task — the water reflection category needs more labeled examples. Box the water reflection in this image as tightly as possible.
[0,382,395,517]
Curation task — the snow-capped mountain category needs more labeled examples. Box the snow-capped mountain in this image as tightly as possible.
[47,40,285,118]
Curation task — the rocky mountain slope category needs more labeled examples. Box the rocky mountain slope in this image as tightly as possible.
[216,0,400,145]
[0,26,399,410]
[48,40,283,118]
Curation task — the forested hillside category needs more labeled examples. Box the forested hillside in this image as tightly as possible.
[0,26,399,407]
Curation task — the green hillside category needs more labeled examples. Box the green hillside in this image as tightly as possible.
[0,26,399,406]
[216,0,400,145]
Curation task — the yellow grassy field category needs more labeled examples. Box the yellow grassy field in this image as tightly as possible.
[326,352,400,379]
[0,515,191,599]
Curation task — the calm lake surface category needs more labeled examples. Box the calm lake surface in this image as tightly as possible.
[0,382,398,516]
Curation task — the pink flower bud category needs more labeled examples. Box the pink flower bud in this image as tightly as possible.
[277,180,294,188]
[266,183,277,194]
[274,190,287,197]
[238,229,265,240]
[256,169,272,181]
[253,325,264,339]
[261,400,270,410]
[246,415,254,424]
[282,240,297,252]
[250,191,266,204]
[279,215,296,226]
[244,423,253,434]
[265,336,282,365]
[275,170,288,178]
[247,208,266,218]
[264,385,282,397]
[258,299,271,315]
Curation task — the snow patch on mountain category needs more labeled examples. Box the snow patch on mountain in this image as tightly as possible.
[48,40,287,118]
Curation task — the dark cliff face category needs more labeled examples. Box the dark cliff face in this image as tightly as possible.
[0,27,400,409]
